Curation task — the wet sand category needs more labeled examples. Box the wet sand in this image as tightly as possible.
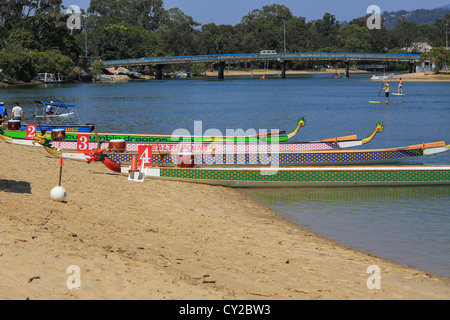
[0,140,449,300]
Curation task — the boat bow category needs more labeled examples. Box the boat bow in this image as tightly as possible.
[362,122,384,145]
[287,117,306,139]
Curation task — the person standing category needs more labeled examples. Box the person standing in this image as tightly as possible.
[0,102,8,125]
[11,102,23,121]
[398,78,403,94]
[382,81,390,103]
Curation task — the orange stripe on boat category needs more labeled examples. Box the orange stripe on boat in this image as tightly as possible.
[320,135,357,142]
[402,141,445,150]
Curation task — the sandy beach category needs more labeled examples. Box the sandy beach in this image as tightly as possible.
[204,68,450,82]
[392,72,450,82]
[0,140,449,300]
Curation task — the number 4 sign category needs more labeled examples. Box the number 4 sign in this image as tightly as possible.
[138,145,153,167]
[26,124,37,139]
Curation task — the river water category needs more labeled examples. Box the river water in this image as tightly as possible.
[1,73,449,277]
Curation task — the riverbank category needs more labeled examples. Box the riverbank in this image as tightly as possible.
[392,71,450,82]
[0,140,449,300]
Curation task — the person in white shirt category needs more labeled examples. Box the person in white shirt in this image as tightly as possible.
[11,102,23,121]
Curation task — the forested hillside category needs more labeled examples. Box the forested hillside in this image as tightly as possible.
[1,0,449,83]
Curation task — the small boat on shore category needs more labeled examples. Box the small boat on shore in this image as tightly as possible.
[0,100,95,135]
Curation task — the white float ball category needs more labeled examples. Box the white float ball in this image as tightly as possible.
[51,186,67,202]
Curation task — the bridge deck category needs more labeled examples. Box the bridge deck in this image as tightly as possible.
[103,52,420,67]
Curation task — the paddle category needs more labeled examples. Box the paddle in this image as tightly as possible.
[377,82,384,100]
[369,82,385,104]
[36,118,47,136]
[94,129,101,149]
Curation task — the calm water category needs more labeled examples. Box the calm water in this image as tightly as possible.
[1,73,449,277]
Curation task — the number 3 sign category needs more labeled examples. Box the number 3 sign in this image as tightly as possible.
[77,134,90,152]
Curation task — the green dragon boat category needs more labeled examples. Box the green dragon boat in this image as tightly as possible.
[1,117,305,143]
[122,165,450,188]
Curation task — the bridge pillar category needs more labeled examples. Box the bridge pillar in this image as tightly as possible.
[280,61,286,78]
[155,64,164,79]
[345,62,350,78]
[218,61,225,79]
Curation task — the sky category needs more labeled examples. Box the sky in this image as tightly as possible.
[63,0,450,25]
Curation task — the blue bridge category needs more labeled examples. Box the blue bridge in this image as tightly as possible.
[102,52,421,79]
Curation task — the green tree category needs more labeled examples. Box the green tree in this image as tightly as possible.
[0,46,35,82]
[285,17,317,52]
[217,24,245,53]
[427,47,450,73]
[157,8,200,56]
[197,23,222,54]
[433,14,450,47]
[240,4,293,52]
[88,0,163,31]
[87,23,161,60]
[391,18,420,48]
[338,23,371,52]
[30,50,74,75]
[313,13,340,48]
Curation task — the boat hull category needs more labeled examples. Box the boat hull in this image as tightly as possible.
[127,165,450,188]
[104,142,448,166]
[2,129,290,143]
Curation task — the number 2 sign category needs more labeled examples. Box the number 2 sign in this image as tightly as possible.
[26,124,37,139]
[77,134,89,152]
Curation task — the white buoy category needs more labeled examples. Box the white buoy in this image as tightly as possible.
[51,186,67,202]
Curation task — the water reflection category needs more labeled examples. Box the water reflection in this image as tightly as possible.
[242,186,450,278]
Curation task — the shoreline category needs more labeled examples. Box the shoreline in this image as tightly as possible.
[2,70,450,85]
[1,140,449,300]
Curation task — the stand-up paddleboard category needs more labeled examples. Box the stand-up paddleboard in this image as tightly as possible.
[392,93,404,96]
[369,101,384,103]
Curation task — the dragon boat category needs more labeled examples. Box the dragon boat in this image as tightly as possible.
[119,165,450,188]
[18,124,448,167]
[87,141,450,167]
[2,122,384,153]
[67,146,450,187]
[1,117,305,143]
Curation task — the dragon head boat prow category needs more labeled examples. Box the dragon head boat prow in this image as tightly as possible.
[0,127,13,142]
[287,116,306,139]
[84,147,107,164]
[32,134,63,156]
[84,147,122,172]
[362,122,384,145]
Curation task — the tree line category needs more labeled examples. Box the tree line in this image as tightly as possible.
[1,0,449,83]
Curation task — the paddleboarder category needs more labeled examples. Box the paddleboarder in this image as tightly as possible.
[382,81,390,103]
[398,78,403,94]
